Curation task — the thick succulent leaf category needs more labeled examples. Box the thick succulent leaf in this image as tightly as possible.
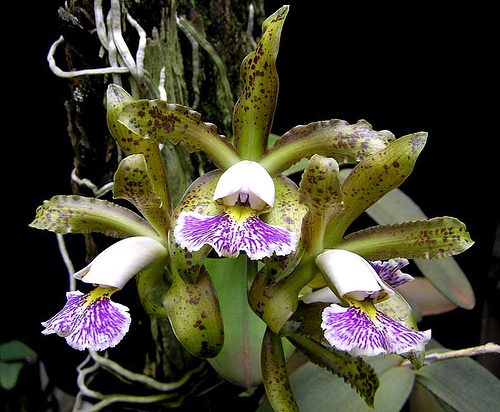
[29,195,159,239]
[299,155,344,254]
[233,6,289,161]
[258,355,414,412]
[337,217,474,261]
[169,171,222,283]
[413,341,500,412]
[114,154,170,239]
[261,175,308,285]
[118,99,241,170]
[163,266,224,358]
[260,119,395,176]
[107,85,171,215]
[286,334,380,407]
[249,256,318,335]
[205,256,295,387]
[324,132,427,246]
[261,327,299,411]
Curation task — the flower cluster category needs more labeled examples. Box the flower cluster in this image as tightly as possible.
[31,5,474,407]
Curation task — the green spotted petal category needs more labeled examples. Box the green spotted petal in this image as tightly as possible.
[261,327,299,411]
[233,6,289,161]
[107,85,171,215]
[169,171,222,283]
[114,154,170,239]
[325,132,427,246]
[117,99,240,170]
[260,119,395,176]
[336,217,474,261]
[261,175,308,284]
[298,155,344,254]
[29,195,159,240]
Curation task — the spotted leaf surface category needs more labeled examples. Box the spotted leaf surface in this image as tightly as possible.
[233,6,289,160]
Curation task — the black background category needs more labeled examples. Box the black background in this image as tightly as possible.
[7,0,498,400]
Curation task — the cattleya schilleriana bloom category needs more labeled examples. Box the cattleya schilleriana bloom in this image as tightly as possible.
[41,237,167,350]
[316,249,431,356]
[174,160,297,260]
[32,4,477,410]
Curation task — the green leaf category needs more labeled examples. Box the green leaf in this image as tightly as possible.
[286,335,380,407]
[0,362,24,390]
[205,256,296,387]
[118,99,241,170]
[412,258,475,309]
[0,341,37,362]
[29,195,159,240]
[298,155,344,254]
[259,355,415,412]
[414,342,500,412]
[261,327,299,412]
[325,132,427,246]
[169,171,222,283]
[163,266,224,358]
[233,6,289,161]
[107,84,171,215]
[260,119,395,176]
[336,217,474,261]
[114,154,170,239]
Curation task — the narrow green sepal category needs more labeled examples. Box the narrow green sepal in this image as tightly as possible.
[163,267,224,359]
[325,132,427,246]
[336,216,474,261]
[261,327,299,412]
[29,195,159,240]
[298,155,344,254]
[114,154,170,240]
[107,84,172,216]
[233,6,289,160]
[117,99,241,170]
[260,119,395,176]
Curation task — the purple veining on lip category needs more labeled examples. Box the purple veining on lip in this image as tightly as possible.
[174,210,296,260]
[321,304,431,356]
[42,290,131,351]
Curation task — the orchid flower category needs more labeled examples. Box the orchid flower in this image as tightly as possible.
[316,249,431,356]
[174,160,297,260]
[42,237,167,351]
